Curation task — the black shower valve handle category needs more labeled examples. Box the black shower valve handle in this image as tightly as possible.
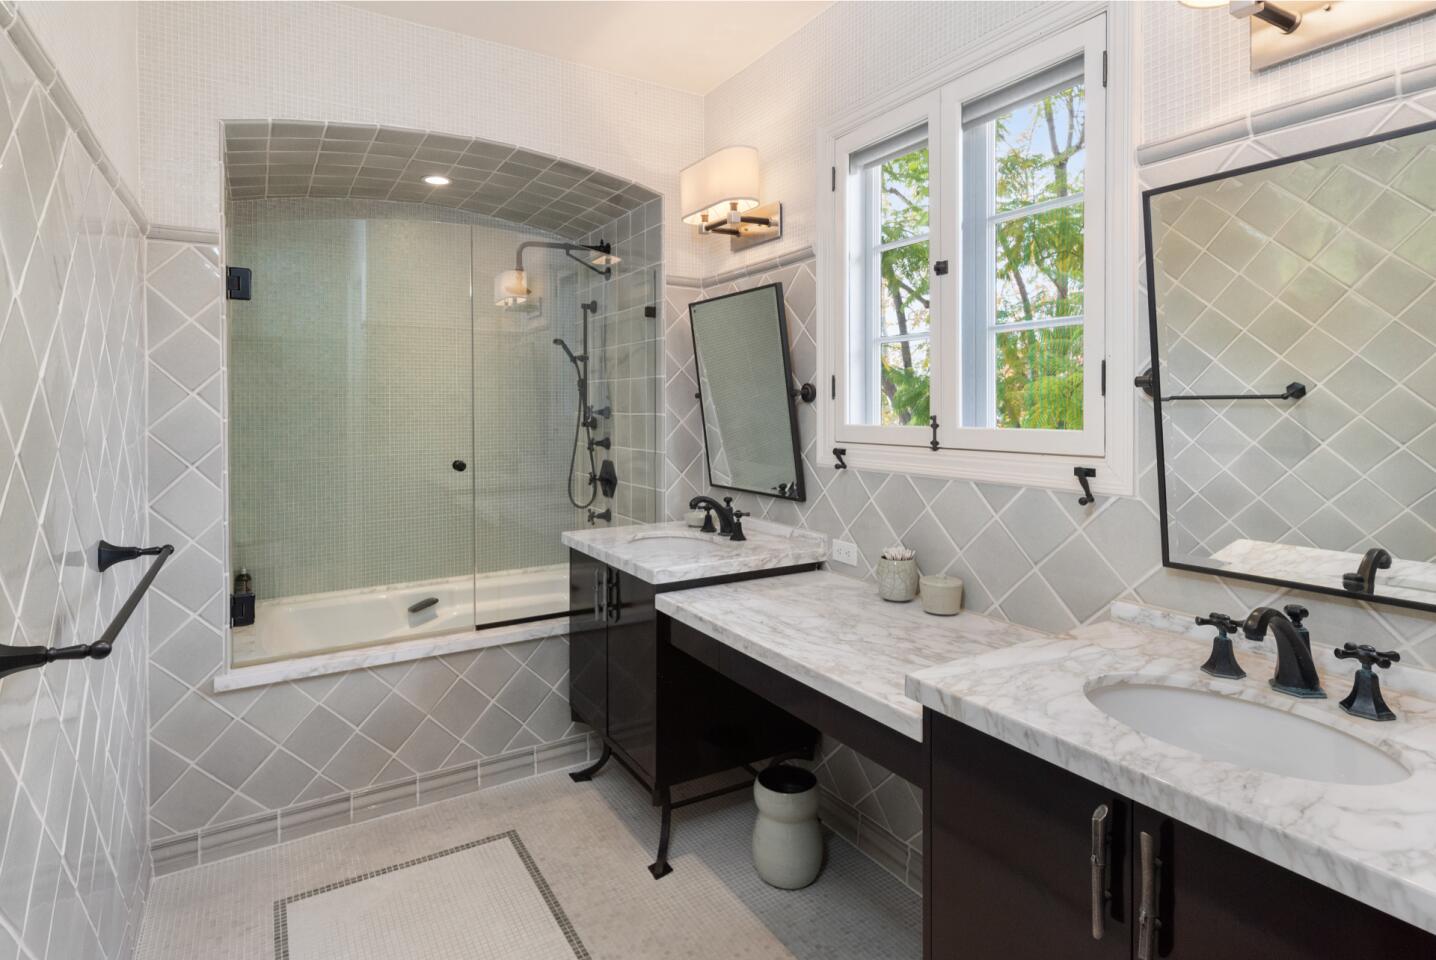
[1335,643,1400,670]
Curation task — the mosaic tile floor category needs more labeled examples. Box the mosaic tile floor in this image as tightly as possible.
[137,765,922,960]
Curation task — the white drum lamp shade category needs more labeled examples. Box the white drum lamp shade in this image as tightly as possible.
[494,269,529,307]
[680,146,761,226]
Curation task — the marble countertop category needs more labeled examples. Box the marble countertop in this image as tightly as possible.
[656,570,1047,740]
[561,520,828,585]
[907,618,1436,935]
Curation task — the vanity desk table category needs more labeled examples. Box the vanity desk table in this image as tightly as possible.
[654,570,1046,858]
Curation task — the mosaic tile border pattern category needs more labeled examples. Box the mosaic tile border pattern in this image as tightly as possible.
[272,830,589,960]
[222,119,660,240]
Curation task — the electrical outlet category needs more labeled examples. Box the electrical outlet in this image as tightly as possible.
[831,540,859,566]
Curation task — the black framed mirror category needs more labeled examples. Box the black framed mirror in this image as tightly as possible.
[688,282,807,501]
[1143,120,1436,613]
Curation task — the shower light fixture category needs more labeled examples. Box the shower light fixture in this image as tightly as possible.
[495,269,530,308]
[680,145,781,252]
[1185,0,1436,71]
[495,240,614,310]
[423,174,451,186]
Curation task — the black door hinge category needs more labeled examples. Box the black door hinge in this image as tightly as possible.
[1101,359,1107,396]
[831,166,836,191]
[1102,51,1108,88]
[226,266,252,301]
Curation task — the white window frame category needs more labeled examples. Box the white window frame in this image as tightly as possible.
[815,8,1135,494]
[945,20,1105,456]
[833,91,948,448]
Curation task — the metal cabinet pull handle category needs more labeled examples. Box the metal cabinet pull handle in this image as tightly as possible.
[593,569,605,619]
[1090,804,1110,940]
[606,572,620,623]
[1137,830,1161,960]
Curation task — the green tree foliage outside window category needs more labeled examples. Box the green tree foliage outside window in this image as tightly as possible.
[875,84,1086,430]
[878,147,930,425]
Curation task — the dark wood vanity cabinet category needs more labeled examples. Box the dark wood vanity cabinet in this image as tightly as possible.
[926,711,1436,960]
[567,549,816,791]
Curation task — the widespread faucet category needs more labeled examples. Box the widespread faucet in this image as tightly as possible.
[1242,605,1326,699]
[689,495,736,537]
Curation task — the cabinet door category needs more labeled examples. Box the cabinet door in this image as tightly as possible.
[927,713,1129,960]
[605,569,658,781]
[566,550,607,733]
[1132,805,1436,958]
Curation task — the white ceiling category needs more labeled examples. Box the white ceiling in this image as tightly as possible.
[342,1,832,95]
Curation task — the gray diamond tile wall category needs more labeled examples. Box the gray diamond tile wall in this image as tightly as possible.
[0,22,149,960]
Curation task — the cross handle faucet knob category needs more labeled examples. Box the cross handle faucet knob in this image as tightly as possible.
[1283,604,1309,629]
[1334,643,1400,670]
[1195,613,1240,637]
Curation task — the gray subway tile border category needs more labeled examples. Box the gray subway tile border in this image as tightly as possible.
[152,746,554,875]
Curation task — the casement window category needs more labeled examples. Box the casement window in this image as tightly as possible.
[824,14,1121,484]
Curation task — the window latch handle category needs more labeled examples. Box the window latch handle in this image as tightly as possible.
[933,259,949,276]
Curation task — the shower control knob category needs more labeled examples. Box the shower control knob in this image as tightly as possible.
[452,460,467,472]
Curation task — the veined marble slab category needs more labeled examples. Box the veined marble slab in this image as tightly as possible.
[907,619,1436,935]
[213,618,567,692]
[656,570,1046,740]
[1206,538,1436,606]
[561,519,828,585]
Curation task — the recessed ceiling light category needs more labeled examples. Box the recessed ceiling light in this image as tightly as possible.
[423,174,451,186]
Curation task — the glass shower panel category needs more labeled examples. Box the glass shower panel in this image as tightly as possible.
[471,231,586,627]
[227,208,474,665]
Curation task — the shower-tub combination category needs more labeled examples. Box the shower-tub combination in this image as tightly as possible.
[222,122,663,667]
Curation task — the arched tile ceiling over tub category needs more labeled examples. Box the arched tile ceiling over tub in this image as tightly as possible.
[222,119,661,239]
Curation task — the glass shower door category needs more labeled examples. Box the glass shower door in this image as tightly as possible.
[471,233,587,628]
[227,209,475,665]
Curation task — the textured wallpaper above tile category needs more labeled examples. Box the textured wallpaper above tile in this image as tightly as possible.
[135,0,705,274]
[0,21,150,960]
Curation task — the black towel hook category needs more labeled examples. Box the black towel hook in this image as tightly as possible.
[1074,467,1097,506]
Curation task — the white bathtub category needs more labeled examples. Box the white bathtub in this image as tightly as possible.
[231,564,570,667]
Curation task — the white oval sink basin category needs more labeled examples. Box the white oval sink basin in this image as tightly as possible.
[1086,683,1409,786]
[624,532,729,552]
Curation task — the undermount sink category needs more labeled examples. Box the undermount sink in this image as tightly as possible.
[626,532,729,548]
[1086,682,1410,786]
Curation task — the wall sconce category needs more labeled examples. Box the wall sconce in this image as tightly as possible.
[1182,0,1436,71]
[680,145,782,252]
